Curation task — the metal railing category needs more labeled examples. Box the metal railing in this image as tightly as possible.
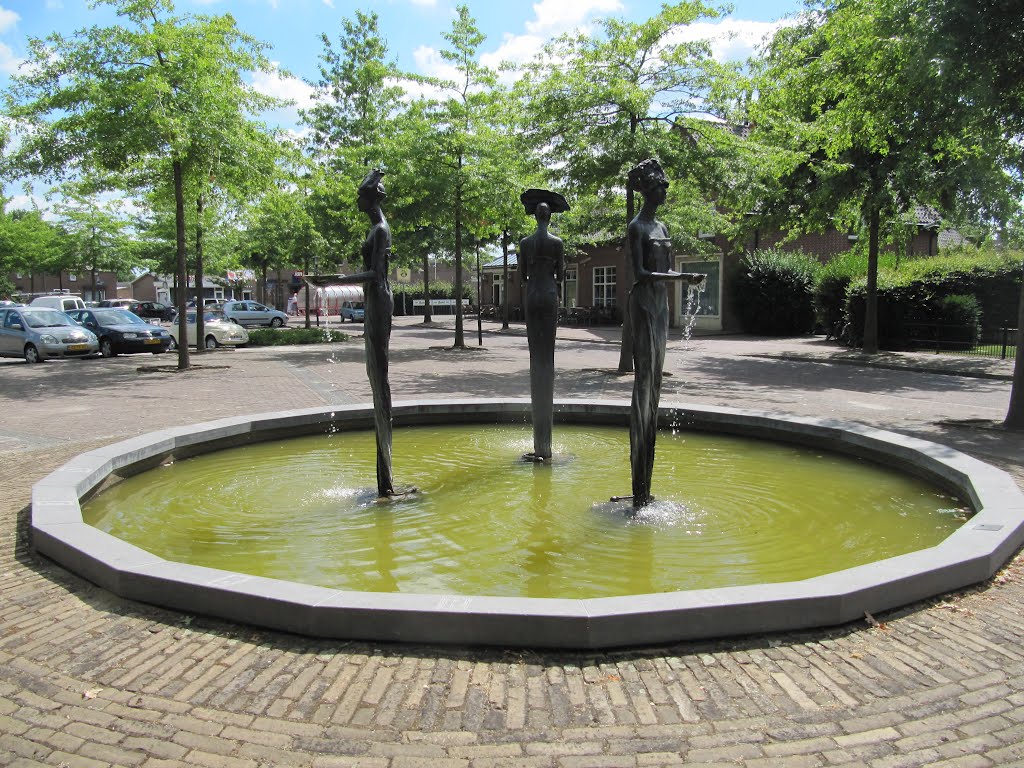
[904,322,1017,360]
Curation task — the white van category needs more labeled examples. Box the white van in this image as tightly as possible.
[29,294,87,312]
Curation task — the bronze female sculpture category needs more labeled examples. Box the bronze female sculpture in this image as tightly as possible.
[309,169,408,499]
[624,159,704,507]
[519,189,569,462]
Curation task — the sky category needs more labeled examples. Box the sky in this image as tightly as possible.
[0,0,802,210]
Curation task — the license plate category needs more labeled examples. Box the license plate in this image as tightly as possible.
[145,338,161,344]
[68,343,89,351]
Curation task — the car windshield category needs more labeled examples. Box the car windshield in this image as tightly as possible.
[95,309,145,325]
[22,310,74,328]
[351,303,365,309]
[203,311,228,322]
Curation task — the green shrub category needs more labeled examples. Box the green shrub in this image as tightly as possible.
[247,327,349,346]
[392,280,475,316]
[935,294,982,348]
[813,250,902,335]
[732,248,820,335]
[843,250,1019,349]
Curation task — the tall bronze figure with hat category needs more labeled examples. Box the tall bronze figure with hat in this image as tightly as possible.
[308,169,412,499]
[519,188,570,462]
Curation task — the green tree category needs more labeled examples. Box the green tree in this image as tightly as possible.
[301,10,404,273]
[750,0,1014,355]
[52,186,133,301]
[410,5,502,349]
[3,0,282,369]
[1,206,63,296]
[517,1,728,371]
[918,0,1024,428]
[242,186,318,310]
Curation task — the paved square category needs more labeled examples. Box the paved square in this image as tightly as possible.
[2,318,1022,767]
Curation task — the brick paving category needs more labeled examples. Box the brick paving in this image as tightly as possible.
[2,317,1023,767]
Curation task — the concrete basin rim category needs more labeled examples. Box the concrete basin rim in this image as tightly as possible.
[30,398,1024,648]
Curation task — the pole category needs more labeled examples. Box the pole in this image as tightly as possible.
[501,229,510,330]
[476,237,483,346]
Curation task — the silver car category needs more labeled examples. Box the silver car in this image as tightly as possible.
[167,311,250,350]
[220,300,289,327]
[0,307,99,363]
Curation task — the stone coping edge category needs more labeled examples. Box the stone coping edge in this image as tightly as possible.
[31,399,1024,649]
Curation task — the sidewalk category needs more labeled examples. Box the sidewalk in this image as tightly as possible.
[400,313,1017,380]
[1,328,1023,767]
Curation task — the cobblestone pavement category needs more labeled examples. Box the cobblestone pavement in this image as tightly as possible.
[2,318,1024,767]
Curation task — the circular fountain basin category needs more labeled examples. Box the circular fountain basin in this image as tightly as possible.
[31,399,1024,648]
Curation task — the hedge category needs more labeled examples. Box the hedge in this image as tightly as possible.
[843,250,1021,349]
[392,280,475,316]
[732,248,820,335]
[247,327,350,346]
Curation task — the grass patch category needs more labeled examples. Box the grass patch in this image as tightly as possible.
[247,327,350,346]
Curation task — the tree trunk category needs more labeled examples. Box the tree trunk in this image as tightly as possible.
[1004,261,1024,429]
[173,159,190,370]
[453,168,466,348]
[617,116,640,374]
[303,253,311,329]
[194,194,205,354]
[501,229,510,329]
[862,204,881,355]
[422,251,432,324]
[616,184,637,373]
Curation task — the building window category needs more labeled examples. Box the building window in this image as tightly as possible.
[593,266,616,307]
[563,266,577,308]
[491,273,503,305]
[677,256,721,318]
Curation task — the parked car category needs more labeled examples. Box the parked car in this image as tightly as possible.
[167,310,250,350]
[0,300,23,308]
[67,308,172,357]
[29,294,87,312]
[340,301,365,323]
[0,306,98,363]
[97,298,142,313]
[135,301,176,322]
[220,300,289,327]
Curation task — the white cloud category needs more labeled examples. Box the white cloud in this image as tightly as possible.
[0,41,21,75]
[409,0,437,7]
[0,6,18,33]
[6,192,54,219]
[479,0,623,77]
[667,18,794,62]
[322,0,334,7]
[412,45,461,85]
[525,0,622,36]
[250,63,315,111]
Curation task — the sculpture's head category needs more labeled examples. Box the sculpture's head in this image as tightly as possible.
[628,159,669,200]
[520,188,570,218]
[357,169,387,211]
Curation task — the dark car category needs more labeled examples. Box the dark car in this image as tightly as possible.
[67,308,172,357]
[97,298,142,313]
[135,301,176,322]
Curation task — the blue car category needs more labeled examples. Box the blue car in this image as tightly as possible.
[340,301,365,322]
[67,308,172,357]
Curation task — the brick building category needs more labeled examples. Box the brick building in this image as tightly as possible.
[483,207,953,334]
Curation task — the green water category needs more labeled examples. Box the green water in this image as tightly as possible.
[83,424,969,599]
